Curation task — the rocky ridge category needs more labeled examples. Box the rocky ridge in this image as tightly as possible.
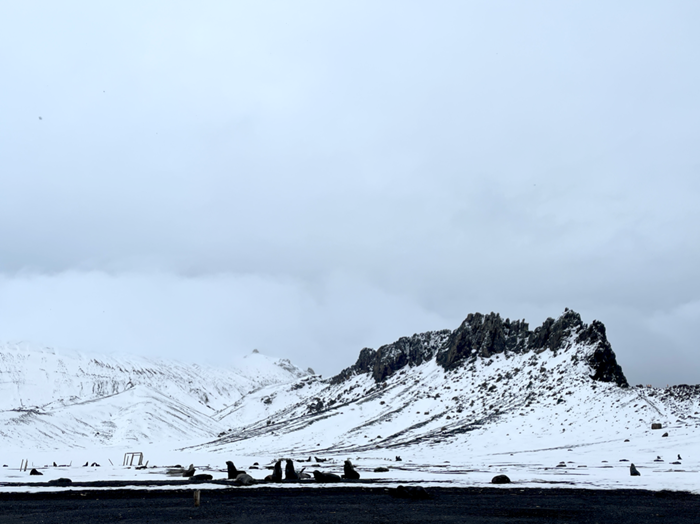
[197,310,680,457]
[334,309,628,387]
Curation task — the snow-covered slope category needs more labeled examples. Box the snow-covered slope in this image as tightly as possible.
[2,309,698,478]
[192,310,699,459]
[0,343,309,449]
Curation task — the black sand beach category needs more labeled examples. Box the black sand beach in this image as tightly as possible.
[1,486,698,523]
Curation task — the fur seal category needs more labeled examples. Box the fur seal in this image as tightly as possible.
[226,461,246,479]
[182,464,196,477]
[29,468,43,476]
[285,459,299,480]
[314,456,328,462]
[342,459,360,480]
[191,473,213,481]
[630,464,641,476]
[374,467,389,473]
[235,473,255,486]
[312,470,341,483]
[298,468,311,479]
[265,460,283,482]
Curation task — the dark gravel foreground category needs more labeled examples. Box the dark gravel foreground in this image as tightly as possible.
[1,486,699,524]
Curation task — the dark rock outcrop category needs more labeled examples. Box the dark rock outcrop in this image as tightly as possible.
[436,313,530,369]
[332,308,628,388]
[576,319,628,387]
[331,330,451,384]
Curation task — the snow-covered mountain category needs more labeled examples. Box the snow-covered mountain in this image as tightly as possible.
[192,309,699,457]
[2,310,698,458]
[0,342,309,449]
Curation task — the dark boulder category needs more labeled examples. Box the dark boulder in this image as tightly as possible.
[491,474,511,484]
[387,485,432,499]
[48,478,72,485]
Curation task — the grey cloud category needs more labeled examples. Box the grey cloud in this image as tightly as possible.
[0,2,698,385]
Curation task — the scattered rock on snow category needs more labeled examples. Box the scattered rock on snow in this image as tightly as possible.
[491,475,511,484]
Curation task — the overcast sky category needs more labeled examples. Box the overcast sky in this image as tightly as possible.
[1,1,698,386]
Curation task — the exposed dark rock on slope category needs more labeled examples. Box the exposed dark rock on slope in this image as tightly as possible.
[330,330,451,384]
[333,309,628,387]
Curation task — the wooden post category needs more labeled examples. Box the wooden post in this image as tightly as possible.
[193,490,201,507]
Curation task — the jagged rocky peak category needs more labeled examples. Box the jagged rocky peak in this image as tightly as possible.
[435,312,531,368]
[331,329,451,384]
[333,309,629,388]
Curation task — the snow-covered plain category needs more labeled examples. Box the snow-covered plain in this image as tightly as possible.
[1,312,698,494]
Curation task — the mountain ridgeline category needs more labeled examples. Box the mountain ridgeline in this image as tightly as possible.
[332,309,628,387]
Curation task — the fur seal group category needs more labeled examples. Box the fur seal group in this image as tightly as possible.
[342,460,360,480]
